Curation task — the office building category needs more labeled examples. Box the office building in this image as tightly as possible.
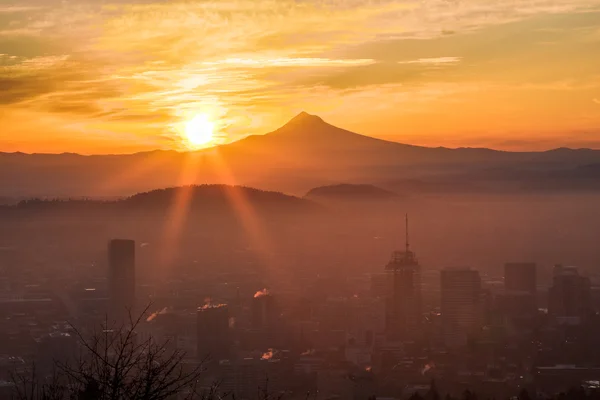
[108,239,135,322]
[139,309,196,356]
[197,304,231,361]
[441,268,483,348]
[384,215,421,341]
[548,265,592,325]
[251,289,277,330]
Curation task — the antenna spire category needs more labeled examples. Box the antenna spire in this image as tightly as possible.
[405,213,410,253]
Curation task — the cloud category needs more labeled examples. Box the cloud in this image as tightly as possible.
[398,57,462,65]
[0,6,42,14]
[202,57,375,68]
[594,98,600,104]
[0,55,80,105]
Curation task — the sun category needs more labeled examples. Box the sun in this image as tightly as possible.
[184,114,215,147]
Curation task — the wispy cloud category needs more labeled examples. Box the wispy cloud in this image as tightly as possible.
[203,57,376,67]
[398,57,462,65]
[0,6,42,14]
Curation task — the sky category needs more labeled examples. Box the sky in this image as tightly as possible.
[0,0,599,153]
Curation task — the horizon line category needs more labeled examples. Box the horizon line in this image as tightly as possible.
[1,110,597,156]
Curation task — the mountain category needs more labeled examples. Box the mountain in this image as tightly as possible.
[222,112,513,168]
[225,113,600,166]
[2,112,600,196]
[225,112,410,161]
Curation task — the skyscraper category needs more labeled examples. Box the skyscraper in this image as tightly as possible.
[251,289,276,330]
[197,304,231,361]
[108,239,135,322]
[440,268,483,348]
[384,215,421,341]
[548,265,592,325]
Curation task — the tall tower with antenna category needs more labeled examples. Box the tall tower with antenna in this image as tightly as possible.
[384,214,422,341]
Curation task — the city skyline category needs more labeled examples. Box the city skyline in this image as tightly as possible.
[3,198,600,399]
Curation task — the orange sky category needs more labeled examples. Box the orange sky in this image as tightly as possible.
[1,0,599,153]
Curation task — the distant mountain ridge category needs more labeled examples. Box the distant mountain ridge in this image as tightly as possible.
[2,185,316,214]
[2,112,600,196]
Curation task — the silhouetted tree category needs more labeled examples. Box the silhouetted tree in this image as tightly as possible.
[12,306,207,400]
[10,364,66,400]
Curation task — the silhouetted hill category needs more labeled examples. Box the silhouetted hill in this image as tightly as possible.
[306,184,397,201]
[1,185,317,215]
[123,185,316,212]
[2,112,600,196]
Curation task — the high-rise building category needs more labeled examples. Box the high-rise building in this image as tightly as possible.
[384,215,421,341]
[502,262,537,319]
[251,289,277,330]
[548,265,592,325]
[108,239,135,322]
[440,268,483,348]
[197,304,231,361]
[139,309,196,356]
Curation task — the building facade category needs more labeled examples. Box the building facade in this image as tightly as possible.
[441,268,483,348]
[548,265,592,325]
[107,239,135,323]
[197,304,231,361]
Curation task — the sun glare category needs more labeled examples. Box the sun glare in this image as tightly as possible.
[184,114,215,148]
